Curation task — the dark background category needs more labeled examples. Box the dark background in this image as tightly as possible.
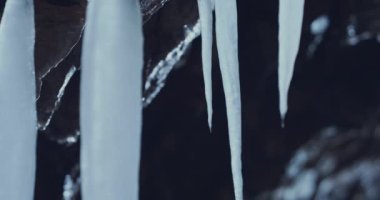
[1,0,380,199]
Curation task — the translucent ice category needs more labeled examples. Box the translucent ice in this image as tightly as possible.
[80,0,143,199]
[278,0,305,125]
[0,0,37,199]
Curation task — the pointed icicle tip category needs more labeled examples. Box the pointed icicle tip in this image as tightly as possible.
[278,0,305,126]
[197,0,214,132]
[215,0,243,199]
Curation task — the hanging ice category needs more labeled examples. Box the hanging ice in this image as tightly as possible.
[197,0,243,199]
[80,0,143,199]
[214,1,243,199]
[0,0,37,199]
[278,0,305,125]
[197,0,214,130]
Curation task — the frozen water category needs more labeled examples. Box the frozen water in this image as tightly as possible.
[80,0,143,199]
[197,0,243,198]
[197,0,214,130]
[215,0,243,199]
[0,0,37,199]
[278,0,305,125]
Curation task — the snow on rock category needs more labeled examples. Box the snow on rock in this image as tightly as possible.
[278,0,305,125]
[80,0,143,199]
[143,21,201,107]
[0,0,37,199]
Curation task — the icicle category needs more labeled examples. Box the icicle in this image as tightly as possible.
[197,0,243,198]
[197,0,214,130]
[0,0,37,199]
[214,0,243,200]
[80,0,143,199]
[278,0,305,126]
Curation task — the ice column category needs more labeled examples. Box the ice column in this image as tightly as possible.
[0,0,37,199]
[278,0,305,125]
[80,0,143,199]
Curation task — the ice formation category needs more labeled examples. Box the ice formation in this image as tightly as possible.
[80,0,143,199]
[0,0,37,199]
[278,0,305,125]
[198,0,243,199]
[197,0,214,130]
[214,1,243,199]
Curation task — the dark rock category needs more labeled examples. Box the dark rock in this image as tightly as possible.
[46,0,81,6]
[257,113,380,200]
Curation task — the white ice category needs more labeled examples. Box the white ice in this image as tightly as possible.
[80,0,143,199]
[0,0,37,199]
[215,0,243,200]
[197,0,243,198]
[278,0,305,125]
[197,0,214,130]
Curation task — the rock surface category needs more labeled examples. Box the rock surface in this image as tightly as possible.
[257,115,380,200]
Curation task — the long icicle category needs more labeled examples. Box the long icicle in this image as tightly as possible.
[278,0,305,125]
[214,0,243,199]
[80,0,143,199]
[0,0,37,199]
[197,0,214,130]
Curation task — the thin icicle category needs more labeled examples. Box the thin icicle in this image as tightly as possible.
[197,0,214,130]
[80,0,143,199]
[0,0,37,199]
[278,0,305,125]
[214,0,243,200]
